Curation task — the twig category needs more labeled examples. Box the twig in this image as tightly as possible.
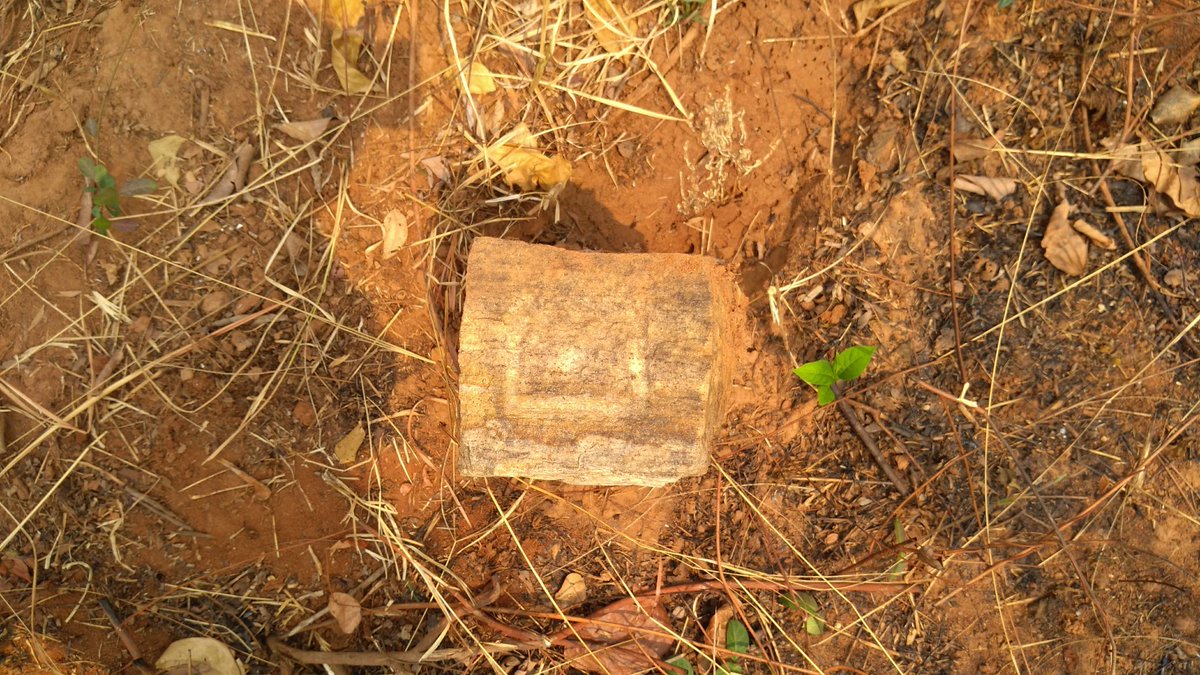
[836,385,911,495]
[98,599,155,674]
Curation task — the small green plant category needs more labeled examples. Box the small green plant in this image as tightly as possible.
[781,592,826,636]
[77,157,156,235]
[718,618,750,674]
[792,345,877,406]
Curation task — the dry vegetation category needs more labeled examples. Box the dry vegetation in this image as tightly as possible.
[1,0,1198,673]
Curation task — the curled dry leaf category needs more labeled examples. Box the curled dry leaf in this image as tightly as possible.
[561,599,674,674]
[953,175,1017,201]
[201,142,256,205]
[328,592,362,634]
[276,116,333,143]
[1071,219,1116,250]
[554,572,588,606]
[420,156,451,185]
[1111,143,1200,217]
[1042,200,1088,276]
[484,123,572,190]
[952,136,998,163]
[583,0,635,54]
[148,134,188,187]
[156,637,246,675]
[1150,84,1200,127]
[464,62,497,96]
[334,423,365,465]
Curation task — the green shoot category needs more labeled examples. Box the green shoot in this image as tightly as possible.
[77,157,156,235]
[781,592,826,636]
[793,345,876,406]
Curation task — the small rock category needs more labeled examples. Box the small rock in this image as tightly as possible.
[820,303,848,325]
[233,295,262,315]
[200,290,230,314]
[1164,269,1184,287]
[293,400,316,427]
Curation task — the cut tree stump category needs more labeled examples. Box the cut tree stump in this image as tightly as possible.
[458,238,742,486]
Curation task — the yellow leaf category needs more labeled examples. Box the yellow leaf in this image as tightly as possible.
[334,423,365,465]
[584,0,635,54]
[465,62,497,96]
[302,0,365,29]
[330,28,373,94]
[148,134,187,188]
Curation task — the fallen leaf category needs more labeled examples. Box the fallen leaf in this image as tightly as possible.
[1174,138,1200,167]
[420,156,451,185]
[328,592,362,634]
[851,0,909,30]
[1150,84,1200,127]
[305,0,365,28]
[483,124,572,190]
[1164,269,1184,287]
[1111,143,1200,217]
[953,175,1017,201]
[155,637,246,675]
[561,599,673,674]
[464,62,497,96]
[200,142,256,205]
[1041,200,1088,276]
[276,116,333,143]
[554,572,588,606]
[952,136,998,163]
[334,423,365,465]
[120,177,158,197]
[148,134,188,187]
[379,209,408,258]
[331,28,374,94]
[1071,219,1116,250]
[583,0,635,54]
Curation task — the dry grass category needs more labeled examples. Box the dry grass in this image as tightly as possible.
[2,0,1200,673]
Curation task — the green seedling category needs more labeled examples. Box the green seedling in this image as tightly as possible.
[716,618,749,674]
[781,592,826,636]
[77,157,156,235]
[665,655,695,674]
[793,345,877,406]
[887,517,909,580]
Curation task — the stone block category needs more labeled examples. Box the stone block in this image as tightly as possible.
[457,238,741,486]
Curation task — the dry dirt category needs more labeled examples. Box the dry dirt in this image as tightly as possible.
[1,0,1199,673]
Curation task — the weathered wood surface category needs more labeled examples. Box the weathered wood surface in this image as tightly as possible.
[457,238,740,486]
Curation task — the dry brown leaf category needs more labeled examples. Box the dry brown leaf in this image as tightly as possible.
[1112,144,1200,217]
[276,116,332,143]
[554,572,588,606]
[156,637,246,675]
[953,175,1017,201]
[301,0,365,28]
[464,62,497,96]
[377,209,408,259]
[328,592,362,634]
[1175,138,1200,167]
[200,142,256,205]
[560,600,673,674]
[148,134,188,187]
[952,136,998,163]
[484,125,571,190]
[1071,219,1116,250]
[583,0,635,54]
[330,28,374,94]
[334,423,365,465]
[1150,84,1200,127]
[851,0,908,30]
[1041,200,1088,276]
[421,156,451,185]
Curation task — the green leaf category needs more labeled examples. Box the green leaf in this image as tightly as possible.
[91,215,111,236]
[893,518,906,544]
[97,172,117,190]
[77,157,102,182]
[120,177,157,196]
[666,655,695,675]
[725,619,750,654]
[779,594,800,611]
[817,385,836,406]
[806,615,825,636]
[94,186,122,215]
[888,553,908,579]
[832,345,876,382]
[793,360,837,387]
[998,0,1014,7]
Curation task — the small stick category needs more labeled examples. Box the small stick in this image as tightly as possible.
[836,385,911,495]
[98,598,155,674]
